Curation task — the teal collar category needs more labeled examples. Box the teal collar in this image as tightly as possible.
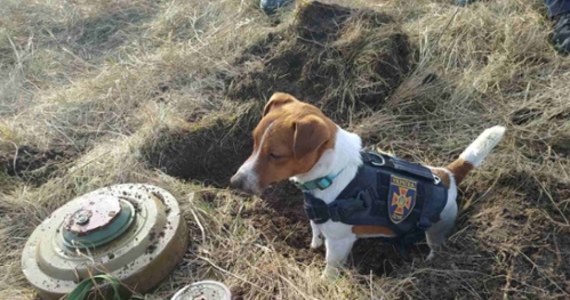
[294,169,344,191]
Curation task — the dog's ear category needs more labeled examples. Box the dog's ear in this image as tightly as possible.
[292,115,331,159]
[263,92,296,116]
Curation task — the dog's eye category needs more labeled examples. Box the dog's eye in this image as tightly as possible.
[269,153,283,160]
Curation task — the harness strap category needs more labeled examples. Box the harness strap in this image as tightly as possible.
[389,157,434,181]
[304,188,429,247]
[304,192,367,224]
[418,183,433,230]
[303,195,329,224]
[363,151,435,182]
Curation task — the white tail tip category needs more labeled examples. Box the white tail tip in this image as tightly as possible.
[459,126,506,167]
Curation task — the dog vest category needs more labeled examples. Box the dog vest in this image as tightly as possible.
[302,151,448,245]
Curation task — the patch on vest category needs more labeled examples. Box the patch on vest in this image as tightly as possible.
[388,175,417,224]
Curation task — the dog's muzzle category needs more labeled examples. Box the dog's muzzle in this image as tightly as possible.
[230,172,260,195]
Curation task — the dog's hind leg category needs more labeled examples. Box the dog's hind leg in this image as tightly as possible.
[426,169,458,261]
[425,220,454,260]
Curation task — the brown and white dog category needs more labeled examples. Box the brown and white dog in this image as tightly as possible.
[230,92,505,277]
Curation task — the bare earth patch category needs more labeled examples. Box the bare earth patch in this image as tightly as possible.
[226,1,411,121]
[0,145,76,186]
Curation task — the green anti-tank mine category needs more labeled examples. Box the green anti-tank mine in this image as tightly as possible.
[21,184,188,299]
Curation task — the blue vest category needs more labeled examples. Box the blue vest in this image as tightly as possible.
[303,152,448,245]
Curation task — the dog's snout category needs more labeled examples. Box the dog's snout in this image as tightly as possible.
[230,171,260,195]
[230,172,245,189]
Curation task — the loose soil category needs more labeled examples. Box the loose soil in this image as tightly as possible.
[0,145,76,185]
[226,1,412,121]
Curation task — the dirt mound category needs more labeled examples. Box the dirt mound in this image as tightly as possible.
[0,145,75,185]
[226,1,411,121]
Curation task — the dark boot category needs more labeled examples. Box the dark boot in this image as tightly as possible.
[553,13,570,54]
[455,0,477,6]
[260,0,293,15]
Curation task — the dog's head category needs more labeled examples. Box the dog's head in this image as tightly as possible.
[230,93,337,194]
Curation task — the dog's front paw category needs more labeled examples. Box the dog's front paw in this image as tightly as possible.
[321,266,340,279]
[426,250,435,261]
[310,236,323,249]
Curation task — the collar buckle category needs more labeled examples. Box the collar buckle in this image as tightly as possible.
[295,170,342,191]
[316,177,332,190]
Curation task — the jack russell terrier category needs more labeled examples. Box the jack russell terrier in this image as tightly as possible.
[230,92,505,277]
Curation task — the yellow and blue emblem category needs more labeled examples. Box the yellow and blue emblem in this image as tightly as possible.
[388,175,417,224]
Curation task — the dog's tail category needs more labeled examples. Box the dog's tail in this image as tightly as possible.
[447,126,506,184]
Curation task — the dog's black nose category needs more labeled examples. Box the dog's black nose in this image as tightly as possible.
[230,172,259,195]
[230,173,244,190]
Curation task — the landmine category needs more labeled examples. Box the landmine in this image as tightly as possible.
[21,184,188,299]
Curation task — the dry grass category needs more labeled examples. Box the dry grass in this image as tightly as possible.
[1,0,569,299]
